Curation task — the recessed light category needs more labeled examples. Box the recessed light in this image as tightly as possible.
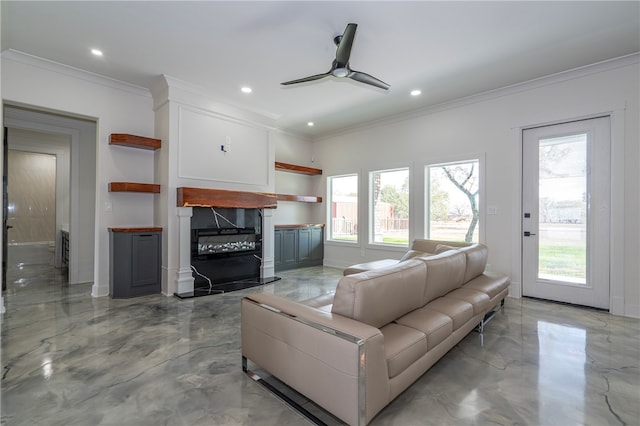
[241,86,252,94]
[410,89,422,96]
[91,49,103,56]
[307,122,314,127]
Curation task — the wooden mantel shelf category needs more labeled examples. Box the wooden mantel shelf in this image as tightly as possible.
[275,161,322,175]
[110,134,161,150]
[109,182,161,193]
[276,194,322,203]
[177,187,278,208]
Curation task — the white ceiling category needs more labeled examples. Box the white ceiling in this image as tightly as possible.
[2,1,639,138]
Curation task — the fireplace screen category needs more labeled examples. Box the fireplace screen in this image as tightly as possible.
[197,231,257,255]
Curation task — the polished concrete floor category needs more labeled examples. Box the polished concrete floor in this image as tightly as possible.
[1,245,639,425]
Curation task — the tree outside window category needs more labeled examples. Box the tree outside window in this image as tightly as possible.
[427,160,479,243]
[371,168,409,245]
[328,174,358,242]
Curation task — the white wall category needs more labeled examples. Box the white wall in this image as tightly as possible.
[272,130,321,226]
[1,50,155,296]
[312,56,639,318]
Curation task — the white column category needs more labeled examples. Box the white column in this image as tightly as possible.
[176,207,194,294]
[261,208,275,278]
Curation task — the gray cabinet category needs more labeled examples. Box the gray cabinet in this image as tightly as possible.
[274,225,324,272]
[109,228,162,298]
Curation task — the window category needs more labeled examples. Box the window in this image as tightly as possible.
[426,159,480,243]
[370,168,409,246]
[328,174,358,242]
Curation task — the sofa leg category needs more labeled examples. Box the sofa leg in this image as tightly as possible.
[242,357,328,425]
[475,298,505,333]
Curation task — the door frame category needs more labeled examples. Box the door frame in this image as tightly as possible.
[3,106,85,284]
[521,117,610,308]
[511,109,626,315]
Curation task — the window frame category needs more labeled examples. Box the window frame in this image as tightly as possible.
[368,167,411,248]
[326,173,359,244]
[425,155,485,244]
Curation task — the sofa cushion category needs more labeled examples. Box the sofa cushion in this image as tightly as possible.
[424,297,474,331]
[464,272,510,299]
[434,244,458,254]
[445,287,491,316]
[379,323,428,378]
[395,308,453,350]
[300,292,335,313]
[458,244,488,282]
[399,250,430,262]
[416,251,467,305]
[332,259,427,328]
[343,258,399,276]
[411,239,469,254]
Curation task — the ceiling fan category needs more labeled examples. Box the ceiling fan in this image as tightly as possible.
[281,23,390,90]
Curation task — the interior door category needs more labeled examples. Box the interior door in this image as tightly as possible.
[522,117,610,309]
[2,127,8,291]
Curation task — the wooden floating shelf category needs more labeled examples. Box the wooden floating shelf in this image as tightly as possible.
[276,194,323,203]
[109,227,163,233]
[109,182,161,193]
[275,224,325,229]
[275,161,322,176]
[110,133,161,150]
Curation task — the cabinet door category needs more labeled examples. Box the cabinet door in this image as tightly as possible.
[310,227,324,261]
[281,229,298,266]
[131,233,160,287]
[274,230,282,267]
[298,228,311,263]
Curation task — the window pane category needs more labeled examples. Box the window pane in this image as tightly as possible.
[371,169,409,245]
[538,134,587,284]
[328,174,358,242]
[427,160,479,243]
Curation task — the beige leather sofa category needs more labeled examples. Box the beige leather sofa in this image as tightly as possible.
[241,240,509,425]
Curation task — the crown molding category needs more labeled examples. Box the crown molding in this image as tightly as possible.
[2,49,151,98]
[316,52,640,141]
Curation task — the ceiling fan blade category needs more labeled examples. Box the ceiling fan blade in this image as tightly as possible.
[335,23,357,66]
[281,72,330,86]
[349,71,390,90]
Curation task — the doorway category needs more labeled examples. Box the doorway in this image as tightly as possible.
[4,133,69,288]
[2,105,96,290]
[522,117,611,309]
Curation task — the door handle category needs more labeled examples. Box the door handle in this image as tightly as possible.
[524,231,536,237]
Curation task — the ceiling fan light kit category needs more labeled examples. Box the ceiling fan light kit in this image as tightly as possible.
[281,23,389,90]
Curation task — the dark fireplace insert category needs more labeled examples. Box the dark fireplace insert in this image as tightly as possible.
[175,207,279,299]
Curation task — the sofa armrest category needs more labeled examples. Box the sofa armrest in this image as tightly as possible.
[241,293,390,426]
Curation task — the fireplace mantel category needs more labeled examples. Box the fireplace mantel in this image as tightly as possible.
[177,187,278,209]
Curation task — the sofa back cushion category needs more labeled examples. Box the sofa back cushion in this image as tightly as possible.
[331,259,427,328]
[417,251,467,305]
[458,244,488,282]
[411,239,470,254]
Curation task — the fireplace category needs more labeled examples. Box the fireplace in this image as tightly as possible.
[174,187,280,298]
[182,206,278,296]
